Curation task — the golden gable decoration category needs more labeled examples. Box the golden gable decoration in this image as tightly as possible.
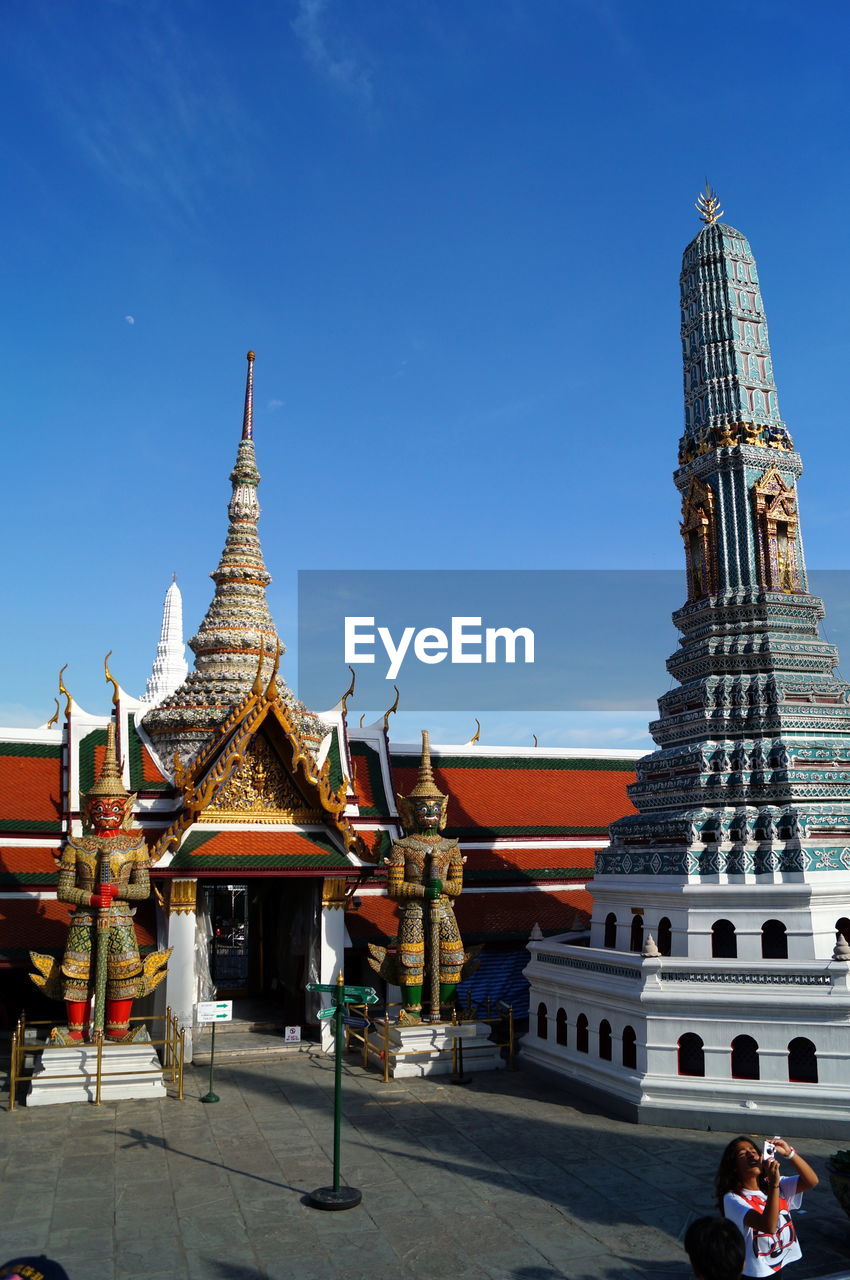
[199,734,322,824]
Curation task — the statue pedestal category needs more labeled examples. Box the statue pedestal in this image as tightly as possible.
[368,1019,504,1079]
[26,1041,166,1106]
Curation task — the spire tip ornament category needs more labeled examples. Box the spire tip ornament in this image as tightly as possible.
[242,349,255,441]
[695,182,723,226]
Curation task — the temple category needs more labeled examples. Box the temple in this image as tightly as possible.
[0,353,637,1057]
[524,191,850,1136]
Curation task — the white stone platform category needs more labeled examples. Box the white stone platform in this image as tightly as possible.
[367,1018,504,1078]
[26,1040,166,1106]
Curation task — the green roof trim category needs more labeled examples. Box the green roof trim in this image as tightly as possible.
[391,754,636,772]
[0,871,58,887]
[0,819,63,833]
[127,722,171,792]
[79,728,107,798]
[325,728,344,793]
[350,741,390,816]
[0,741,62,759]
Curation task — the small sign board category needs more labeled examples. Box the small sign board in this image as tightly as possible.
[284,1025,301,1043]
[197,1000,233,1023]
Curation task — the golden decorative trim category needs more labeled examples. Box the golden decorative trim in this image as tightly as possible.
[340,665,356,718]
[752,465,801,592]
[169,879,197,915]
[695,183,723,226]
[321,877,348,910]
[104,651,120,708]
[681,475,719,601]
[383,685,400,730]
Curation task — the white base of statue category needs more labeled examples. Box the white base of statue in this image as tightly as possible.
[26,1041,166,1106]
[369,1018,504,1078]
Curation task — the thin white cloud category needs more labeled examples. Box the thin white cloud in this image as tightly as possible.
[267,398,284,410]
[14,5,251,220]
[292,0,373,104]
[124,315,135,325]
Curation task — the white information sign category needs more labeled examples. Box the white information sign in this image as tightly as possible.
[197,1000,233,1023]
[284,1025,301,1043]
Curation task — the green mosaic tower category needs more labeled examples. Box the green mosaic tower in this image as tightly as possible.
[524,192,850,1134]
[595,188,850,951]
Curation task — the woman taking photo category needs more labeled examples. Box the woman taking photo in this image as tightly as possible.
[715,1136,819,1276]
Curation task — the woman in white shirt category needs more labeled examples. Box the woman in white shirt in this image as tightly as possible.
[715,1136,819,1277]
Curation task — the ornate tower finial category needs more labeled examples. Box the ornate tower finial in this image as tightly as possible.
[242,350,255,441]
[408,730,446,801]
[142,353,327,766]
[695,182,723,226]
[87,720,128,800]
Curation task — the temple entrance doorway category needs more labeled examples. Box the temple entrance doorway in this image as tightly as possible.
[200,877,321,1032]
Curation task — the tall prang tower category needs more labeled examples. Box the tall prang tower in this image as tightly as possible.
[524,191,850,1136]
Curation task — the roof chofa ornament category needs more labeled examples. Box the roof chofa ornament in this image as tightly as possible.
[695,182,723,226]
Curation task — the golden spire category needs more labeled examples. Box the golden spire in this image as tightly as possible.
[695,183,724,226]
[87,719,129,799]
[242,350,255,440]
[408,729,446,800]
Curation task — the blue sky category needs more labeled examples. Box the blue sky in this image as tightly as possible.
[3,1,850,747]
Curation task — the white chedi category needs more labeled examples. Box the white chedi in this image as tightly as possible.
[141,577,189,706]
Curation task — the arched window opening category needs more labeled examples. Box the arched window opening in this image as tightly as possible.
[788,1037,818,1084]
[630,914,644,953]
[599,1019,612,1061]
[762,919,788,959]
[678,1033,704,1077]
[576,1013,589,1054]
[712,919,737,959]
[836,918,850,945]
[657,917,672,956]
[622,1025,637,1070]
[536,1002,548,1041]
[603,912,617,949]
[555,1008,567,1047]
[732,1034,760,1080]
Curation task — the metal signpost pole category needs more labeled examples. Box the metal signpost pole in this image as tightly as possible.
[201,1022,219,1104]
[306,974,378,1211]
[197,999,231,1104]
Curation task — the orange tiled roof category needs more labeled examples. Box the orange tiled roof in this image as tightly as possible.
[346,887,592,944]
[0,845,60,885]
[0,746,63,831]
[0,896,157,955]
[466,845,597,875]
[349,742,390,816]
[390,754,635,835]
[169,828,352,871]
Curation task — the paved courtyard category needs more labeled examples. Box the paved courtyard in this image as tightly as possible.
[1,1049,849,1280]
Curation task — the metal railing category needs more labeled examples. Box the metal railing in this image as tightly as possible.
[8,1007,186,1110]
[344,995,516,1082]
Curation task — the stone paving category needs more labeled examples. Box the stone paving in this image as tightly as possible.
[1,1048,849,1280]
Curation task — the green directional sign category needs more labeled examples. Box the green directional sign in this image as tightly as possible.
[308,982,378,1004]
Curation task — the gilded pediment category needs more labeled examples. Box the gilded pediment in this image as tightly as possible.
[199,733,323,824]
